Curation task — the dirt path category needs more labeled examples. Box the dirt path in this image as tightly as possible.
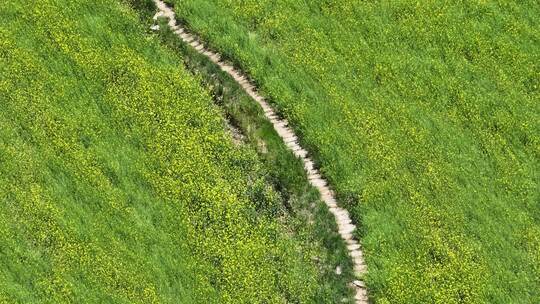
[152,1,368,302]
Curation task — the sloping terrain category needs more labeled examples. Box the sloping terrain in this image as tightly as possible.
[151,1,369,301]
[0,0,344,302]
[169,0,540,303]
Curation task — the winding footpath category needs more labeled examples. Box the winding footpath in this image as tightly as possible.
[152,1,368,302]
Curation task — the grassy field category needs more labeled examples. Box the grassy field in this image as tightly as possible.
[169,1,540,303]
[153,12,363,303]
[0,0,354,302]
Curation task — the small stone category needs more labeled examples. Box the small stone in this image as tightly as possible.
[308,173,321,180]
[150,24,160,31]
[341,232,353,240]
[347,243,361,251]
[354,264,367,274]
[310,177,326,187]
[339,224,355,235]
[284,136,297,143]
[335,265,342,275]
[326,201,338,209]
[353,280,365,288]
[153,12,163,20]
[294,149,308,158]
[355,289,368,301]
[349,250,363,258]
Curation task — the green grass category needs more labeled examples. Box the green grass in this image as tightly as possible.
[0,0,351,302]
[152,16,362,302]
[167,1,540,303]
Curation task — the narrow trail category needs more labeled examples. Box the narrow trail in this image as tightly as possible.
[152,1,368,302]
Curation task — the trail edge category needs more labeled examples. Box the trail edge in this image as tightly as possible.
[152,1,368,302]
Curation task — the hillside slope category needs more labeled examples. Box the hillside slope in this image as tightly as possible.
[0,0,332,302]
[169,0,540,302]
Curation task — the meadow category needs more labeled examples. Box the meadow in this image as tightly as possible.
[169,0,540,303]
[0,0,353,302]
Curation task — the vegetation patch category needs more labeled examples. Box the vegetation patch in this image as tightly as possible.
[168,0,540,303]
[0,0,346,302]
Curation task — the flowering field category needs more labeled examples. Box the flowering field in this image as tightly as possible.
[170,0,540,302]
[0,0,344,302]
